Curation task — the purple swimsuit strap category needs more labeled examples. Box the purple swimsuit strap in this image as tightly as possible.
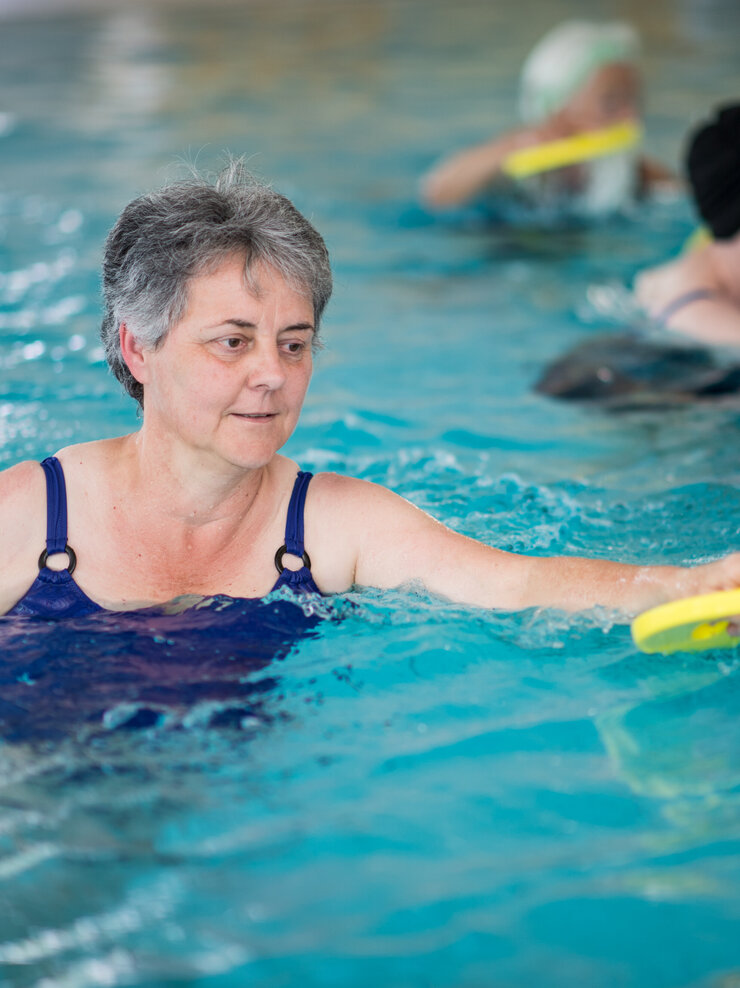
[657,288,718,324]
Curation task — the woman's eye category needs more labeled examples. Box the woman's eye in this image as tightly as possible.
[222,337,244,350]
[283,340,306,354]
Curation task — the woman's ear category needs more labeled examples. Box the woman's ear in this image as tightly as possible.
[119,323,149,384]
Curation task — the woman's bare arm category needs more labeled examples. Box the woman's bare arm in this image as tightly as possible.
[420,126,545,209]
[308,474,740,615]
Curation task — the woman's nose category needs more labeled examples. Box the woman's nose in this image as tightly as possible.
[248,341,286,390]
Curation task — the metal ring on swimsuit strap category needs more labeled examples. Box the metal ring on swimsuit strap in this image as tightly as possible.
[38,545,77,575]
[274,544,312,575]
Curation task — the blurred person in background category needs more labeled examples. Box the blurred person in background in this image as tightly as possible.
[421,20,675,219]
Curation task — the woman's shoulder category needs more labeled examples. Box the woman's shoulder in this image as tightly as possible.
[0,459,48,561]
[307,471,423,523]
[55,436,129,469]
[0,454,62,498]
[0,457,45,497]
[0,439,121,527]
[308,471,387,499]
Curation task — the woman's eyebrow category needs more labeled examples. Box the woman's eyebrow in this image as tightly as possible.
[209,318,315,331]
[204,318,257,330]
[280,322,315,332]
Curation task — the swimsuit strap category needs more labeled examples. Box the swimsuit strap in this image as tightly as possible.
[38,456,77,573]
[658,288,717,324]
[274,471,313,575]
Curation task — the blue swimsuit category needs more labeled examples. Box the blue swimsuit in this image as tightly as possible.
[8,456,320,619]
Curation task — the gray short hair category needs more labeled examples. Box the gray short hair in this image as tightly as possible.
[100,161,332,405]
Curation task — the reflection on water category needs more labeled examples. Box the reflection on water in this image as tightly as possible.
[598,654,740,800]
[2,585,739,987]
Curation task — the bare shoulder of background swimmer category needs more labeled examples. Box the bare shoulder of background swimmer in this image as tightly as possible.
[0,460,49,613]
[635,245,713,313]
[306,472,740,617]
[635,248,740,346]
[635,102,740,346]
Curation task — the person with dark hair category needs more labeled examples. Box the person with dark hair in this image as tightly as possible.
[537,103,740,406]
[1,162,740,620]
[635,103,740,344]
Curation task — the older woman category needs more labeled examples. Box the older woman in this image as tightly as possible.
[0,163,738,619]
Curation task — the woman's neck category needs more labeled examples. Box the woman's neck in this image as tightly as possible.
[119,429,271,529]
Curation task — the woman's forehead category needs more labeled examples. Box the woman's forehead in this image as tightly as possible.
[191,254,311,305]
[181,256,313,321]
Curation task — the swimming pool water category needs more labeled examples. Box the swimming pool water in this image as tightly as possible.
[1,0,740,985]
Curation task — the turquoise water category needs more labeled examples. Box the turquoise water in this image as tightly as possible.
[2,0,740,985]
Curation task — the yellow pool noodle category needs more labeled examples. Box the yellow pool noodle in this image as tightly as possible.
[502,120,643,180]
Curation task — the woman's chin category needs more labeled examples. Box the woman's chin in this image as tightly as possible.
[214,419,292,469]
[225,438,290,472]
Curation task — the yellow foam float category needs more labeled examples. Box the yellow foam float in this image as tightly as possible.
[502,120,642,180]
[631,588,740,654]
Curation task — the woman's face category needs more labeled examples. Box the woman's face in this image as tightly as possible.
[562,62,641,131]
[137,255,315,470]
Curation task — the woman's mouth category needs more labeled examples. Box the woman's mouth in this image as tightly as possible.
[231,411,278,421]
